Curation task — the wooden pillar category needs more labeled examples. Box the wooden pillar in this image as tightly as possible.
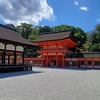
[46,53,48,67]
[22,48,25,65]
[38,58,39,65]
[77,58,80,68]
[2,54,3,64]
[85,58,87,68]
[3,43,6,65]
[99,58,100,68]
[8,55,10,65]
[42,54,43,66]
[92,58,94,69]
[62,53,64,67]
[14,45,16,65]
[56,53,58,67]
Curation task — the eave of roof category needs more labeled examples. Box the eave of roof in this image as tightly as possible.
[64,52,100,58]
[32,30,73,42]
[0,24,39,47]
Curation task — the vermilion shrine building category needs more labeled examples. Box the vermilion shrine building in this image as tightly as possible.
[34,31,78,66]
[32,30,78,67]
[28,30,100,69]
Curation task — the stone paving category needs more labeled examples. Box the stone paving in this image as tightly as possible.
[0,67,100,100]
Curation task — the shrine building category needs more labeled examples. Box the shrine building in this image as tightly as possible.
[31,30,79,67]
[0,24,38,72]
[29,30,100,69]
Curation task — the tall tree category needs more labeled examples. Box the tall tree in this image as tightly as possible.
[16,23,33,39]
[51,24,74,32]
[6,24,16,29]
[89,24,100,52]
[51,24,87,51]
[39,26,51,33]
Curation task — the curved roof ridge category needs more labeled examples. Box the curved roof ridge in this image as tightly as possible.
[33,30,74,42]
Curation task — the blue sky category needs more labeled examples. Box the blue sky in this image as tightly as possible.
[0,0,100,32]
[39,0,100,32]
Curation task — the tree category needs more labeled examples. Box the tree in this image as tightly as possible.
[89,24,100,52]
[6,24,16,29]
[16,23,33,39]
[95,24,100,32]
[74,27,87,45]
[90,43,100,52]
[51,24,87,52]
[51,24,74,32]
[28,34,38,40]
[39,26,51,33]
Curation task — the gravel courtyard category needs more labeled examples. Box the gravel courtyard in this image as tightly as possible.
[0,67,100,100]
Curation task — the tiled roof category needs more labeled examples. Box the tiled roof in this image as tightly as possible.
[64,52,100,58]
[33,30,73,42]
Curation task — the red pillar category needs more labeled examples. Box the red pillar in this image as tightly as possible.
[92,58,94,69]
[77,58,80,68]
[41,54,43,66]
[46,53,48,67]
[85,58,87,68]
[56,53,58,67]
[62,53,64,67]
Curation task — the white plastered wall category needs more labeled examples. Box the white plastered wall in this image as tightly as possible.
[16,46,23,52]
[0,43,4,49]
[6,44,15,51]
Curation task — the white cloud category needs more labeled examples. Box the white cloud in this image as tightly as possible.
[74,1,79,6]
[97,15,100,22]
[97,18,100,22]
[80,6,89,11]
[0,0,55,25]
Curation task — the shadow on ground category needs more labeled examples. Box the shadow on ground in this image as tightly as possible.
[0,70,43,79]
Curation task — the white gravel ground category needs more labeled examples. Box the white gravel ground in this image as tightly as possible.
[0,67,100,100]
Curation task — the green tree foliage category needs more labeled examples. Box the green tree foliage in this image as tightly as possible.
[89,24,100,52]
[51,24,87,52]
[5,23,89,52]
[28,34,38,40]
[51,24,75,32]
[51,24,87,44]
[28,26,39,40]
[6,24,16,29]
[39,25,51,33]
[73,28,87,52]
[90,43,100,52]
[95,24,100,32]
[74,28,87,45]
[16,23,33,39]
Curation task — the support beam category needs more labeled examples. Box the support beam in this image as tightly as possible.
[92,58,94,69]
[85,58,87,68]
[42,54,43,66]
[22,48,25,65]
[62,53,64,67]
[2,54,3,65]
[3,43,6,65]
[56,53,58,67]
[14,45,16,65]
[8,55,10,65]
[46,53,48,67]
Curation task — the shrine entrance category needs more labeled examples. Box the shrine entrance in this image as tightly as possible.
[32,30,79,67]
